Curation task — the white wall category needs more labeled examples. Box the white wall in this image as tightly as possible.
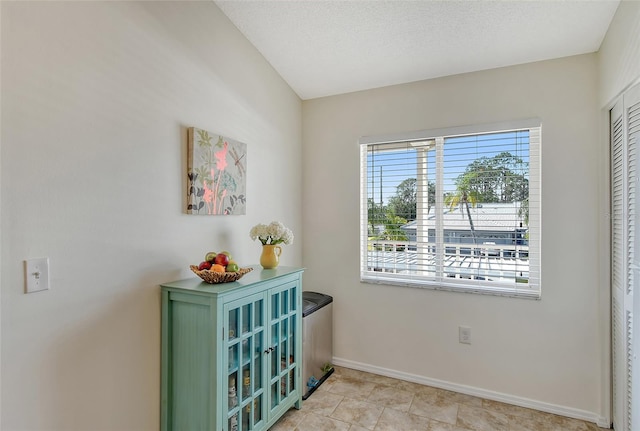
[302,54,605,422]
[598,0,640,106]
[0,2,301,430]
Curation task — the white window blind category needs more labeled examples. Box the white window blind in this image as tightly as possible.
[359,121,541,299]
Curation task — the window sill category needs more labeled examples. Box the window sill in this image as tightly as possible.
[361,275,541,300]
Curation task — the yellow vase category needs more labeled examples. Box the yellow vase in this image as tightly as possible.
[260,244,282,269]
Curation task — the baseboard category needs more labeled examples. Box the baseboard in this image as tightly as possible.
[332,357,611,429]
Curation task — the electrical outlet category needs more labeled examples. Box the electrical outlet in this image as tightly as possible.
[459,326,471,344]
[25,258,50,293]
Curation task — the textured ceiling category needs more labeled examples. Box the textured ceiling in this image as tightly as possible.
[215,0,620,100]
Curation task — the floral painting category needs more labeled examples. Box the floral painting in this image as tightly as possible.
[187,127,246,215]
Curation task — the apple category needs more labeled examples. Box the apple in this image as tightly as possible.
[198,261,212,271]
[226,262,239,273]
[204,251,217,263]
[214,253,230,266]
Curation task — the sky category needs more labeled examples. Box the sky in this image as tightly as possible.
[366,130,530,204]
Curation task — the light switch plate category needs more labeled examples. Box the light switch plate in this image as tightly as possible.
[25,258,50,293]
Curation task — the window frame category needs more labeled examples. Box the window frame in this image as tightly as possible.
[359,120,541,299]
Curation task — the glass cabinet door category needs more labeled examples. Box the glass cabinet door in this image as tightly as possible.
[268,282,298,414]
[225,294,265,431]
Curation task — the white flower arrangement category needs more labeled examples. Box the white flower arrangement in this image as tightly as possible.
[250,221,294,245]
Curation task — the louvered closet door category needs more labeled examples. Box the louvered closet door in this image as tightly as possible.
[629,84,640,431]
[611,82,640,431]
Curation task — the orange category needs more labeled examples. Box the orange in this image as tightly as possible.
[211,264,225,273]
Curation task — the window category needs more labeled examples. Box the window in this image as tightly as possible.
[359,120,541,298]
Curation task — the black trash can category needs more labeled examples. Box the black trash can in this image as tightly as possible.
[302,291,333,399]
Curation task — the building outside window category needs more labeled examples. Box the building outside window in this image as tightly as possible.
[359,121,541,298]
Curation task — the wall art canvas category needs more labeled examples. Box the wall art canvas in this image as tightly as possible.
[187,127,247,215]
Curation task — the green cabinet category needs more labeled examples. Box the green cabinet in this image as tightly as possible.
[161,266,303,431]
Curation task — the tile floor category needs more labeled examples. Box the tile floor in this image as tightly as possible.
[270,366,602,431]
